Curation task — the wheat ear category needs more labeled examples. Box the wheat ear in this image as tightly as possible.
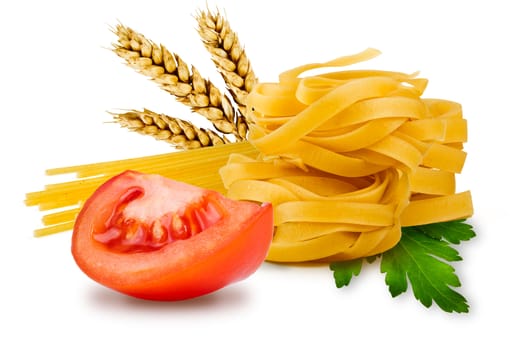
[112,24,246,140]
[111,109,230,150]
[196,8,257,122]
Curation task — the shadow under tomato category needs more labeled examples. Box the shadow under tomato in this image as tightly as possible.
[86,283,252,313]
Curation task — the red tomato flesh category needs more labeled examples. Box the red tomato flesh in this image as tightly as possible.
[72,170,273,301]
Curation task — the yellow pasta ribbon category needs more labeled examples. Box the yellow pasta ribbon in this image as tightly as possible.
[220,48,473,262]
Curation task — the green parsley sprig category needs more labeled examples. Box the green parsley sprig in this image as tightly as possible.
[329,219,475,313]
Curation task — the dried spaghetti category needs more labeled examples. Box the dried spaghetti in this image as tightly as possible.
[25,142,258,237]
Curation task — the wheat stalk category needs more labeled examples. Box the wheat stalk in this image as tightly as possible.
[196,8,257,122]
[111,109,230,149]
[112,24,246,140]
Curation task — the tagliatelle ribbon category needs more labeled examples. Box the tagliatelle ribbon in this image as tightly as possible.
[219,48,473,262]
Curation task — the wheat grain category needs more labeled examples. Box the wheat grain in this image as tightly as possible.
[111,109,230,149]
[112,24,246,140]
[196,8,257,124]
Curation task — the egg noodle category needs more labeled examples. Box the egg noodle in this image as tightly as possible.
[25,48,472,262]
[219,48,473,262]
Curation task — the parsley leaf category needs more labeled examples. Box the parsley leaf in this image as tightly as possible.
[329,220,475,313]
[381,224,470,313]
[411,219,476,244]
[365,254,380,264]
[330,259,363,288]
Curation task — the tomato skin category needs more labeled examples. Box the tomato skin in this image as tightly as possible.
[71,171,273,301]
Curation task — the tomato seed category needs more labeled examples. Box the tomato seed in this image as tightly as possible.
[151,219,167,242]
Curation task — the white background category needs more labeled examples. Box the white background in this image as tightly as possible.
[1,0,524,348]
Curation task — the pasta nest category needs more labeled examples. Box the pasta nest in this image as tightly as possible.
[219,49,473,262]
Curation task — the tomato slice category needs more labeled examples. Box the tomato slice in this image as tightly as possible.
[71,170,273,301]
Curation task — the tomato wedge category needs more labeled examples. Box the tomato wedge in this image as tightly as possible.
[71,170,273,301]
